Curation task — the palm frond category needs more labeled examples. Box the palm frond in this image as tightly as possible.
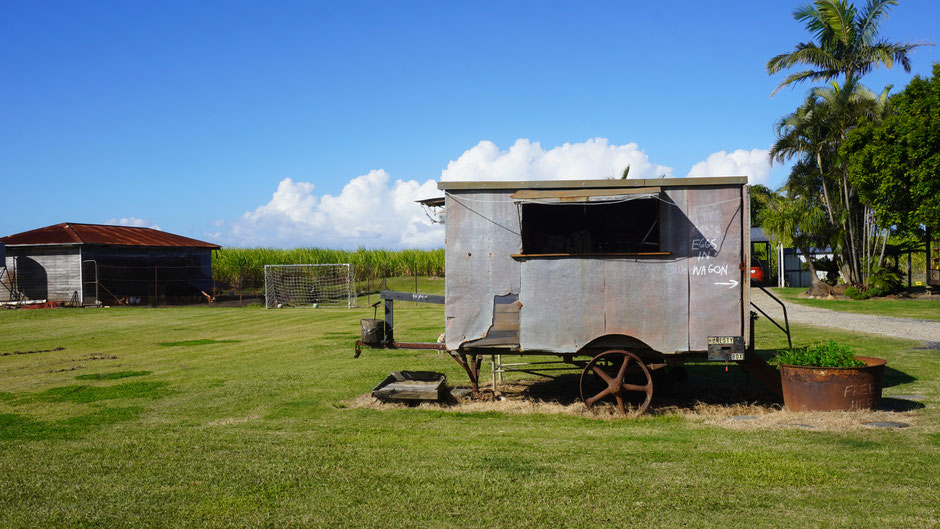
[770,69,833,97]
[857,0,898,44]
[816,0,856,47]
[793,2,829,42]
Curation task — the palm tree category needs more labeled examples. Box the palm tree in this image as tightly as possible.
[768,79,892,284]
[766,0,927,97]
[761,167,832,287]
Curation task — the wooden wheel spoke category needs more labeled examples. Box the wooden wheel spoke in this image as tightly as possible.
[585,386,613,407]
[616,356,631,381]
[614,394,627,416]
[580,349,655,417]
[591,365,614,384]
[622,382,652,393]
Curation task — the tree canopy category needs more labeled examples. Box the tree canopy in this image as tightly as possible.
[764,0,931,287]
[843,62,940,236]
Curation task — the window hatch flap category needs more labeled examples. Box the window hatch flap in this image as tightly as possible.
[510,187,660,203]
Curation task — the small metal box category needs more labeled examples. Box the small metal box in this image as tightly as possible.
[707,336,745,361]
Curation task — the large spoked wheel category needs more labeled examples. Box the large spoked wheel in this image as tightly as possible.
[580,350,653,417]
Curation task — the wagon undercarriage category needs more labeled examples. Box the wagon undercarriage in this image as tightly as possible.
[354,290,787,417]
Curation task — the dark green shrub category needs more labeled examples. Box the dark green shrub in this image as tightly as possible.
[844,286,870,300]
[867,287,886,298]
[867,264,902,295]
[773,340,865,368]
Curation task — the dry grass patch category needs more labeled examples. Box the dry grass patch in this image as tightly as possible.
[349,378,923,432]
[205,413,263,427]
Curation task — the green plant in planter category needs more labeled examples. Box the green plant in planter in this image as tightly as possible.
[772,340,866,368]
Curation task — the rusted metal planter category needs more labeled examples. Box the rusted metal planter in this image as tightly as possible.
[780,356,886,411]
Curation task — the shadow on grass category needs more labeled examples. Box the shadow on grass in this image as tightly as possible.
[883,366,916,388]
[0,407,143,442]
[503,361,781,412]
[35,381,172,403]
[879,398,925,412]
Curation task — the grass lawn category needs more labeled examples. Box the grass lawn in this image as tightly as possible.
[772,286,940,322]
[1,286,938,528]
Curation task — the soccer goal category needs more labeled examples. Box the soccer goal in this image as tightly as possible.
[264,264,355,309]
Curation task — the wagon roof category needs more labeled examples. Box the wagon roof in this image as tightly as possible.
[0,223,221,249]
[438,176,747,191]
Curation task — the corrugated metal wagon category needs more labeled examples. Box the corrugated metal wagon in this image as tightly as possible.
[356,177,783,416]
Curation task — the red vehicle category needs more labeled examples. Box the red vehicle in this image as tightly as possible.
[750,265,764,285]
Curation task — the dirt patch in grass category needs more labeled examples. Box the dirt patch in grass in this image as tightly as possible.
[81,353,118,361]
[158,339,241,347]
[348,377,922,431]
[1,346,65,356]
[45,365,84,374]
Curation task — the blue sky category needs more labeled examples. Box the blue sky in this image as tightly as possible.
[2,0,938,248]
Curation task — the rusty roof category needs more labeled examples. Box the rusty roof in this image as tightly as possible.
[438,176,748,191]
[0,223,221,249]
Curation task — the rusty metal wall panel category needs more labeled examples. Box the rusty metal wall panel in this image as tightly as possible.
[686,186,745,350]
[445,182,747,356]
[464,293,521,347]
[519,258,607,352]
[602,187,691,353]
[518,189,691,354]
[444,191,522,350]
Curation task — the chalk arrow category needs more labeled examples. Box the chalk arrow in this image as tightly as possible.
[714,279,738,289]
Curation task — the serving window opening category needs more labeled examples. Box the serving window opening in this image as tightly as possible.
[517,196,664,257]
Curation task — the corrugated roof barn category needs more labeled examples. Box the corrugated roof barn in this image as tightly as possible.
[1,223,220,305]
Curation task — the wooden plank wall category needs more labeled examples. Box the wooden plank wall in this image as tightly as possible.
[3,248,81,302]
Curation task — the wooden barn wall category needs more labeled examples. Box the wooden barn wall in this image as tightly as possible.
[3,247,81,302]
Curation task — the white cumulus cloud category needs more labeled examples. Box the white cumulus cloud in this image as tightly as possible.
[441,138,673,181]
[228,138,676,248]
[230,171,442,248]
[106,217,161,231]
[687,148,771,185]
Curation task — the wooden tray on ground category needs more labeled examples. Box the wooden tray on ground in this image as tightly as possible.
[372,371,447,402]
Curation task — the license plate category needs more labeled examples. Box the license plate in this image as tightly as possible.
[707,336,744,361]
[708,336,738,345]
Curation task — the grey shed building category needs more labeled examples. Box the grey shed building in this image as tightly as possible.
[1,223,220,305]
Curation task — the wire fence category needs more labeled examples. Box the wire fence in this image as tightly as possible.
[67,260,439,307]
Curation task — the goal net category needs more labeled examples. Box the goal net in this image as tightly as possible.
[264,264,355,309]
